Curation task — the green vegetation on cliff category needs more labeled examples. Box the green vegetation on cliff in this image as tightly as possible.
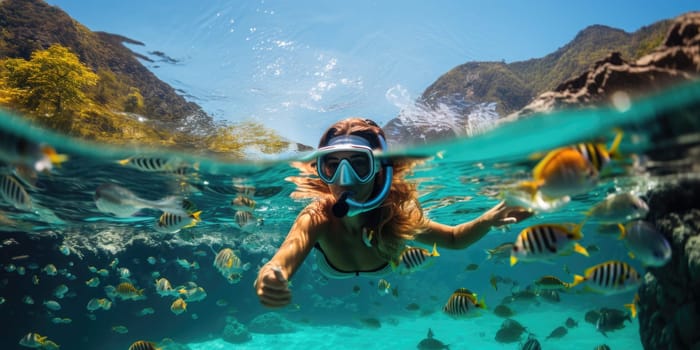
[0,0,293,159]
[422,21,673,116]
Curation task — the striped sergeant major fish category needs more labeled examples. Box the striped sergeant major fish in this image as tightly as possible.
[118,156,191,174]
[516,131,623,200]
[521,335,542,350]
[128,340,158,350]
[571,260,641,295]
[391,243,440,273]
[571,260,641,318]
[510,224,589,266]
[155,210,202,233]
[0,174,32,211]
[442,288,487,319]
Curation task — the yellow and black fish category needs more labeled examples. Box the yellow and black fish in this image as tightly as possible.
[510,224,589,266]
[534,275,573,290]
[377,279,391,295]
[118,156,186,173]
[391,243,440,273]
[115,282,144,300]
[0,174,32,211]
[571,260,640,295]
[155,210,202,233]
[442,288,487,318]
[231,194,256,212]
[170,297,187,315]
[128,340,158,350]
[516,132,622,200]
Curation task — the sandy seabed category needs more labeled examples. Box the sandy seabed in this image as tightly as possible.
[188,308,641,350]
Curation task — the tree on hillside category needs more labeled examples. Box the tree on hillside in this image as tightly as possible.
[1,44,98,116]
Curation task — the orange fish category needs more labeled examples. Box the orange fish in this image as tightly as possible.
[170,298,187,315]
[517,132,622,200]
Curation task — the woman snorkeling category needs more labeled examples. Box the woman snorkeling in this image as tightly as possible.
[254,118,532,308]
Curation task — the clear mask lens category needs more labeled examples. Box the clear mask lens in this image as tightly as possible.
[317,147,375,184]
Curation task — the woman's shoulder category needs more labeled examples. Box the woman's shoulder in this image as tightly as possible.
[295,200,333,227]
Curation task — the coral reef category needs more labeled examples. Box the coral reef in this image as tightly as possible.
[637,177,700,349]
[221,316,251,344]
[248,312,297,334]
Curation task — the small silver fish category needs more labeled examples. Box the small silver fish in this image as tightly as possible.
[43,300,61,311]
[94,183,185,217]
[586,192,649,223]
[618,220,671,267]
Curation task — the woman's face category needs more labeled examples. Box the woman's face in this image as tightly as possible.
[324,150,377,201]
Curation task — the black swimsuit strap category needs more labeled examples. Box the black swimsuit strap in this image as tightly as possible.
[313,242,389,276]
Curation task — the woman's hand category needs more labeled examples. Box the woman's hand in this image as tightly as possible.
[254,263,291,308]
[482,200,533,227]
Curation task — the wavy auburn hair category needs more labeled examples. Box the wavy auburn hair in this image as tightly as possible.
[286,117,427,261]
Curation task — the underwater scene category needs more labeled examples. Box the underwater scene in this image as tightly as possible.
[1,1,700,350]
[2,80,699,350]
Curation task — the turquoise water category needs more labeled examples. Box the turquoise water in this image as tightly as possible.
[1,81,699,349]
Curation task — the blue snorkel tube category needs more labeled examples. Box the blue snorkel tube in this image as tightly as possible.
[332,135,393,218]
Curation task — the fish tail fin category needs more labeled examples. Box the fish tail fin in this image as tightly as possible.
[191,210,202,221]
[617,223,626,240]
[515,180,542,199]
[624,302,638,319]
[569,223,585,241]
[42,146,69,166]
[608,128,624,159]
[571,274,586,287]
[117,158,131,166]
[478,297,487,310]
[573,243,589,257]
[431,242,440,257]
[510,255,518,266]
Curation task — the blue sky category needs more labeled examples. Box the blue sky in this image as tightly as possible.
[46,0,698,145]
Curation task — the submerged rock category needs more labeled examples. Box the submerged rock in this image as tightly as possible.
[638,177,700,349]
[221,316,251,344]
[248,312,296,334]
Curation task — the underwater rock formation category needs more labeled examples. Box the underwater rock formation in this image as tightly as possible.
[248,312,297,334]
[509,12,700,119]
[221,316,251,344]
[637,178,700,350]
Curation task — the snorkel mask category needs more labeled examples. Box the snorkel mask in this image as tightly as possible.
[316,134,393,217]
